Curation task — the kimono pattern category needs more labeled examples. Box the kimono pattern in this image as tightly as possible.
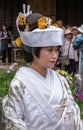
[2,67,83,130]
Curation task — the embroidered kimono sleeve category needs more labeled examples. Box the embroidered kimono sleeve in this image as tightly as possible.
[62,76,83,130]
[2,79,28,130]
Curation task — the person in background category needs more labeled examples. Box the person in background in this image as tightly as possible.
[0,24,12,65]
[65,24,72,30]
[73,24,83,74]
[55,18,65,30]
[61,29,73,73]
[71,26,79,74]
[2,8,83,130]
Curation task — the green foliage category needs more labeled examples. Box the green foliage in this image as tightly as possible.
[75,98,83,119]
[70,84,83,119]
[0,71,16,97]
[56,69,83,120]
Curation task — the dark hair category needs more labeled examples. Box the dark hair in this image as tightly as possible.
[1,23,8,31]
[2,23,7,27]
[56,17,63,22]
[23,51,33,62]
[26,13,43,31]
[22,45,42,62]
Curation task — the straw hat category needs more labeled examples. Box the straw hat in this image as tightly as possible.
[64,29,73,35]
[71,26,78,31]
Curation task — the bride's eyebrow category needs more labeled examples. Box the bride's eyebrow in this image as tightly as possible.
[45,46,53,49]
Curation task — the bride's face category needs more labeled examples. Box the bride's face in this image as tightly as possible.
[33,46,60,69]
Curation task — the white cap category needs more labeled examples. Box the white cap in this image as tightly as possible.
[16,13,64,47]
[78,24,83,33]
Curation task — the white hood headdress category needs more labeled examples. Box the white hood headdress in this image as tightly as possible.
[16,4,64,47]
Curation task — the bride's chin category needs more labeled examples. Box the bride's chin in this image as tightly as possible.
[48,65,55,69]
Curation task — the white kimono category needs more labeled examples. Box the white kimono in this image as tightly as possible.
[2,67,83,130]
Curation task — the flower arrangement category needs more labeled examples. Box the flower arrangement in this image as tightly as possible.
[15,14,29,47]
[74,74,83,100]
[56,69,83,119]
[15,37,22,47]
[18,14,29,31]
[38,16,52,29]
[56,69,73,85]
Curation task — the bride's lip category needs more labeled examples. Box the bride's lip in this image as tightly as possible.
[50,61,55,64]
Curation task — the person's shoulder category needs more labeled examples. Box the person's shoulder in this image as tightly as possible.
[74,34,83,42]
[10,66,30,86]
[10,77,22,89]
[10,67,26,89]
[9,77,25,96]
[18,66,29,72]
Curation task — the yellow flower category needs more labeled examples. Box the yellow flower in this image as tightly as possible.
[56,69,74,85]
[38,16,47,29]
[60,70,67,76]
[69,76,73,81]
[53,23,59,27]
[18,15,28,26]
[38,16,52,29]
[18,14,29,31]
[56,69,67,76]
[68,80,73,85]
[56,69,61,73]
[15,37,22,47]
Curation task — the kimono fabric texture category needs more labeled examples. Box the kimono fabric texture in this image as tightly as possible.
[2,67,83,130]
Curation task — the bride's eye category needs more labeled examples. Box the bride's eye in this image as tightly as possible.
[47,48,53,52]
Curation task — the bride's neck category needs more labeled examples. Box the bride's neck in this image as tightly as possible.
[31,63,47,78]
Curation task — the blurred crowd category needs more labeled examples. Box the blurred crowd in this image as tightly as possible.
[54,18,81,76]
